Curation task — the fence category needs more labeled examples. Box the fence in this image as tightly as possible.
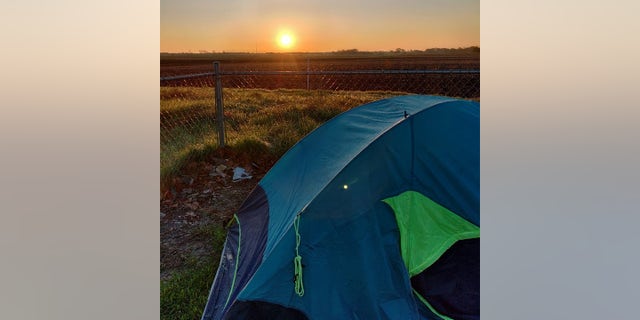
[160,61,479,176]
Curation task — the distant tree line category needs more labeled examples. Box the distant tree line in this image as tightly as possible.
[333,46,479,54]
[161,46,480,58]
[423,46,480,53]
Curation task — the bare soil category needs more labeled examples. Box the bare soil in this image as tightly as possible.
[160,148,277,280]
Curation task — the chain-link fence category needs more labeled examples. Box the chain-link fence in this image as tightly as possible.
[160,61,479,178]
[160,74,218,178]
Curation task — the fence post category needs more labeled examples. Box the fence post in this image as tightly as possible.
[214,61,225,147]
[306,57,310,90]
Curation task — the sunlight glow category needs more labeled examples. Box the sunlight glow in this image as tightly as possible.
[277,32,295,49]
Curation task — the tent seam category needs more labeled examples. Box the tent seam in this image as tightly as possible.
[222,214,242,313]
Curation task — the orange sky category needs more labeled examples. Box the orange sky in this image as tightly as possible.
[161,0,479,53]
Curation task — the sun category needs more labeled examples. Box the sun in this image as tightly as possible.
[277,32,295,49]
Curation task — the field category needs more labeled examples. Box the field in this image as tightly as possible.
[161,50,480,76]
[161,51,480,97]
[160,50,479,182]
[160,50,479,319]
[160,88,405,183]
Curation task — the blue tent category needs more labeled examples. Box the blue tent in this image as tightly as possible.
[202,95,480,320]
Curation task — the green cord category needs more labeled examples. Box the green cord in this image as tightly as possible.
[293,214,304,297]
[223,214,241,310]
[413,289,454,320]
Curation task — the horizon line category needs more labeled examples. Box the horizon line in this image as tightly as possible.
[160,46,480,55]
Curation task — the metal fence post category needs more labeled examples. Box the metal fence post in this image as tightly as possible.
[214,61,225,147]
[306,58,310,90]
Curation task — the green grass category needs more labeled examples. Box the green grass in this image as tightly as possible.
[160,88,479,318]
[160,88,406,318]
[161,225,227,320]
[161,87,406,185]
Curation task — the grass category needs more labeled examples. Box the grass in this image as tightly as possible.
[161,224,227,320]
[160,88,406,319]
[160,87,406,187]
[160,87,482,318]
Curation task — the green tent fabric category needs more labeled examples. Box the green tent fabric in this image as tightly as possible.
[383,190,479,277]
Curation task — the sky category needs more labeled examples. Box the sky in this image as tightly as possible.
[161,0,479,53]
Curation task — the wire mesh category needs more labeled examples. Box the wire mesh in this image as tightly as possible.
[160,61,479,177]
[217,71,479,98]
[160,76,218,177]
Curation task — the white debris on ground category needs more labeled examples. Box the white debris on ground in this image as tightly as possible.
[232,167,252,182]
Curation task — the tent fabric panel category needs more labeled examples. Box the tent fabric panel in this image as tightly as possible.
[289,120,413,247]
[202,186,270,320]
[203,95,480,320]
[259,95,459,257]
[383,190,479,276]
[384,190,479,319]
[414,291,450,320]
[239,202,426,319]
[237,97,479,319]
[223,300,309,320]
[239,123,452,318]
[411,102,480,225]
[411,238,480,320]
[201,223,239,320]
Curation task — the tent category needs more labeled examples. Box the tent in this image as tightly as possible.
[202,95,479,320]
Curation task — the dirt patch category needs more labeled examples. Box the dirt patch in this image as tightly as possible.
[160,148,277,280]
